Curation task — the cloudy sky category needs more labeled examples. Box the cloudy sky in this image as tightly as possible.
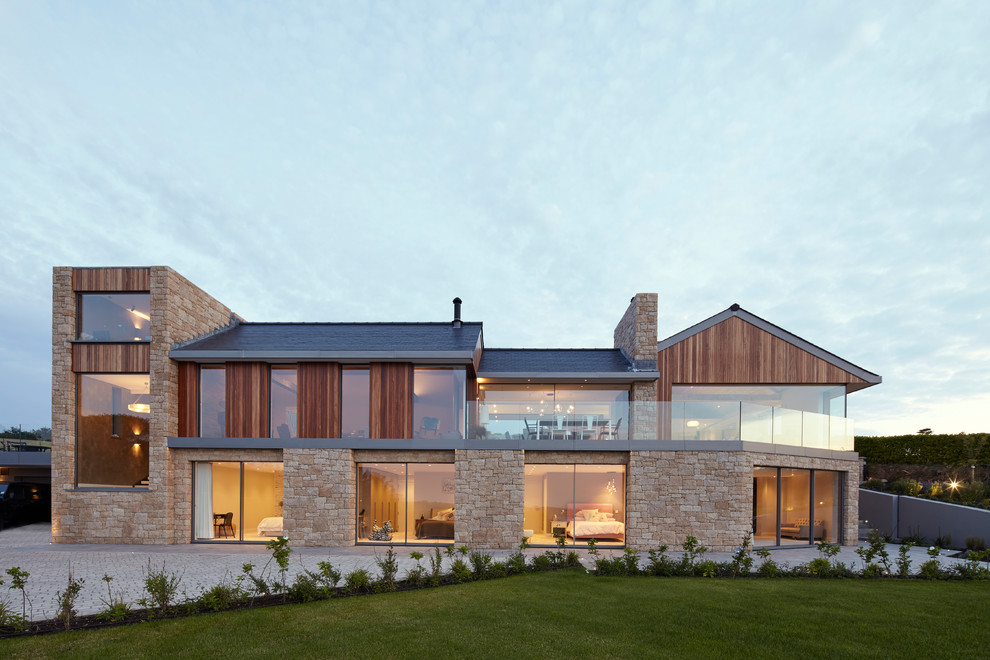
[1,1,987,436]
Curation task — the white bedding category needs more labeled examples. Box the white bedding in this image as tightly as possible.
[567,519,625,538]
[257,516,284,536]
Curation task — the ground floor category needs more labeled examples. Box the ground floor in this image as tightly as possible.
[52,449,860,551]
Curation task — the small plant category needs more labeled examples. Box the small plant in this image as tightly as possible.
[695,559,718,578]
[645,545,675,577]
[429,547,445,586]
[55,565,85,630]
[5,566,31,621]
[679,536,708,573]
[97,574,130,622]
[621,548,641,575]
[316,560,342,590]
[933,532,952,550]
[374,545,399,592]
[586,538,599,557]
[965,536,987,551]
[344,568,372,594]
[449,558,472,583]
[896,542,913,577]
[919,546,943,580]
[198,576,247,611]
[406,551,427,586]
[730,535,753,577]
[241,562,270,598]
[140,560,182,613]
[264,535,293,596]
[755,547,782,578]
[469,550,493,579]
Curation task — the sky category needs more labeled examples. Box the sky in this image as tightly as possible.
[0,1,987,437]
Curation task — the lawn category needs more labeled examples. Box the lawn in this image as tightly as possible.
[6,570,988,658]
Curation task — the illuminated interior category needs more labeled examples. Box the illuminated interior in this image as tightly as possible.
[524,464,625,547]
[193,461,284,542]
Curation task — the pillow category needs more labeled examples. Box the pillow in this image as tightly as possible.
[433,507,454,521]
[579,509,599,521]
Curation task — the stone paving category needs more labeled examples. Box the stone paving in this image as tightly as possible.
[0,523,972,622]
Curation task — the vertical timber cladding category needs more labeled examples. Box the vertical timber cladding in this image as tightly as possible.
[72,267,151,292]
[71,343,150,373]
[176,362,198,437]
[297,362,341,438]
[369,363,413,438]
[657,316,870,400]
[225,362,269,437]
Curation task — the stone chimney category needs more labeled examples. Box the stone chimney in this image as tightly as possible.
[613,293,658,370]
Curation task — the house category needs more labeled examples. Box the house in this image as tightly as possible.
[51,267,880,551]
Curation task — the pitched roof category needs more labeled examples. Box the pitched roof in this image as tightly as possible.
[657,304,881,387]
[170,322,483,362]
[478,348,658,380]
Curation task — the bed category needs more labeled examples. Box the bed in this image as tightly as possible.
[565,503,624,541]
[257,516,284,537]
[415,507,455,540]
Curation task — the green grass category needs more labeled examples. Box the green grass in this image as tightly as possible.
[6,570,989,658]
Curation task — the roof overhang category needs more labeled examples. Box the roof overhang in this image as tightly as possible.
[169,350,477,363]
[476,371,660,382]
[658,306,881,391]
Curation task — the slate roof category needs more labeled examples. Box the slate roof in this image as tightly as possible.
[478,349,657,379]
[171,322,483,360]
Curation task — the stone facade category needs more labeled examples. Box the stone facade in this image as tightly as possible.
[626,450,861,552]
[52,266,236,544]
[454,449,524,549]
[613,292,659,363]
[283,449,355,546]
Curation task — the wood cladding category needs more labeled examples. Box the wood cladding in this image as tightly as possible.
[369,363,413,439]
[297,362,341,438]
[657,316,870,400]
[177,362,198,437]
[225,362,269,438]
[72,267,150,292]
[72,343,150,373]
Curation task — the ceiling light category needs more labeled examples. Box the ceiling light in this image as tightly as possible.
[686,420,700,428]
[130,307,151,322]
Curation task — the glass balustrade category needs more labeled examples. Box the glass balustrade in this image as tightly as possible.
[467,400,854,451]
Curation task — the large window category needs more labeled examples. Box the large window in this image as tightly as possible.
[753,467,842,547]
[475,384,629,440]
[523,464,625,547]
[77,374,150,487]
[356,463,455,544]
[199,366,225,437]
[78,293,151,342]
[341,367,370,438]
[413,368,466,439]
[193,461,284,542]
[270,367,297,439]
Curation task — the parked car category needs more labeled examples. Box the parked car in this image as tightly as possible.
[0,482,51,529]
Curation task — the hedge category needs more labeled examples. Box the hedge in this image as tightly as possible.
[855,433,990,465]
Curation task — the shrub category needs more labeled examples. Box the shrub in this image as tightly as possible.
[755,548,782,578]
[5,567,31,621]
[593,556,626,576]
[264,535,293,595]
[199,579,247,611]
[919,546,944,580]
[97,574,130,622]
[469,550,493,579]
[896,542,913,577]
[729,535,753,577]
[344,569,372,594]
[645,546,676,577]
[429,547,445,586]
[55,566,85,631]
[140,561,181,612]
[487,561,509,579]
[694,560,717,578]
[448,558,472,583]
[374,545,399,592]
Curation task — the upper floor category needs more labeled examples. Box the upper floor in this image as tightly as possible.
[56,266,881,467]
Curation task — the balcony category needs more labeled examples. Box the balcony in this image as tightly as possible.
[467,400,854,452]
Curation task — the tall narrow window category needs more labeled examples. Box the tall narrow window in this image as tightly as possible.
[199,366,225,437]
[341,367,370,438]
[78,293,151,341]
[77,374,150,487]
[270,366,297,439]
[413,368,466,439]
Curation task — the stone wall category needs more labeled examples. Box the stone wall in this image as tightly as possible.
[283,448,355,546]
[626,450,861,552]
[613,292,659,364]
[52,266,238,544]
[454,449,524,549]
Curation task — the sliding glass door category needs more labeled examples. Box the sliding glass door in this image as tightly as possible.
[193,461,284,542]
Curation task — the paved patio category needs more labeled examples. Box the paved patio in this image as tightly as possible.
[0,523,971,622]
